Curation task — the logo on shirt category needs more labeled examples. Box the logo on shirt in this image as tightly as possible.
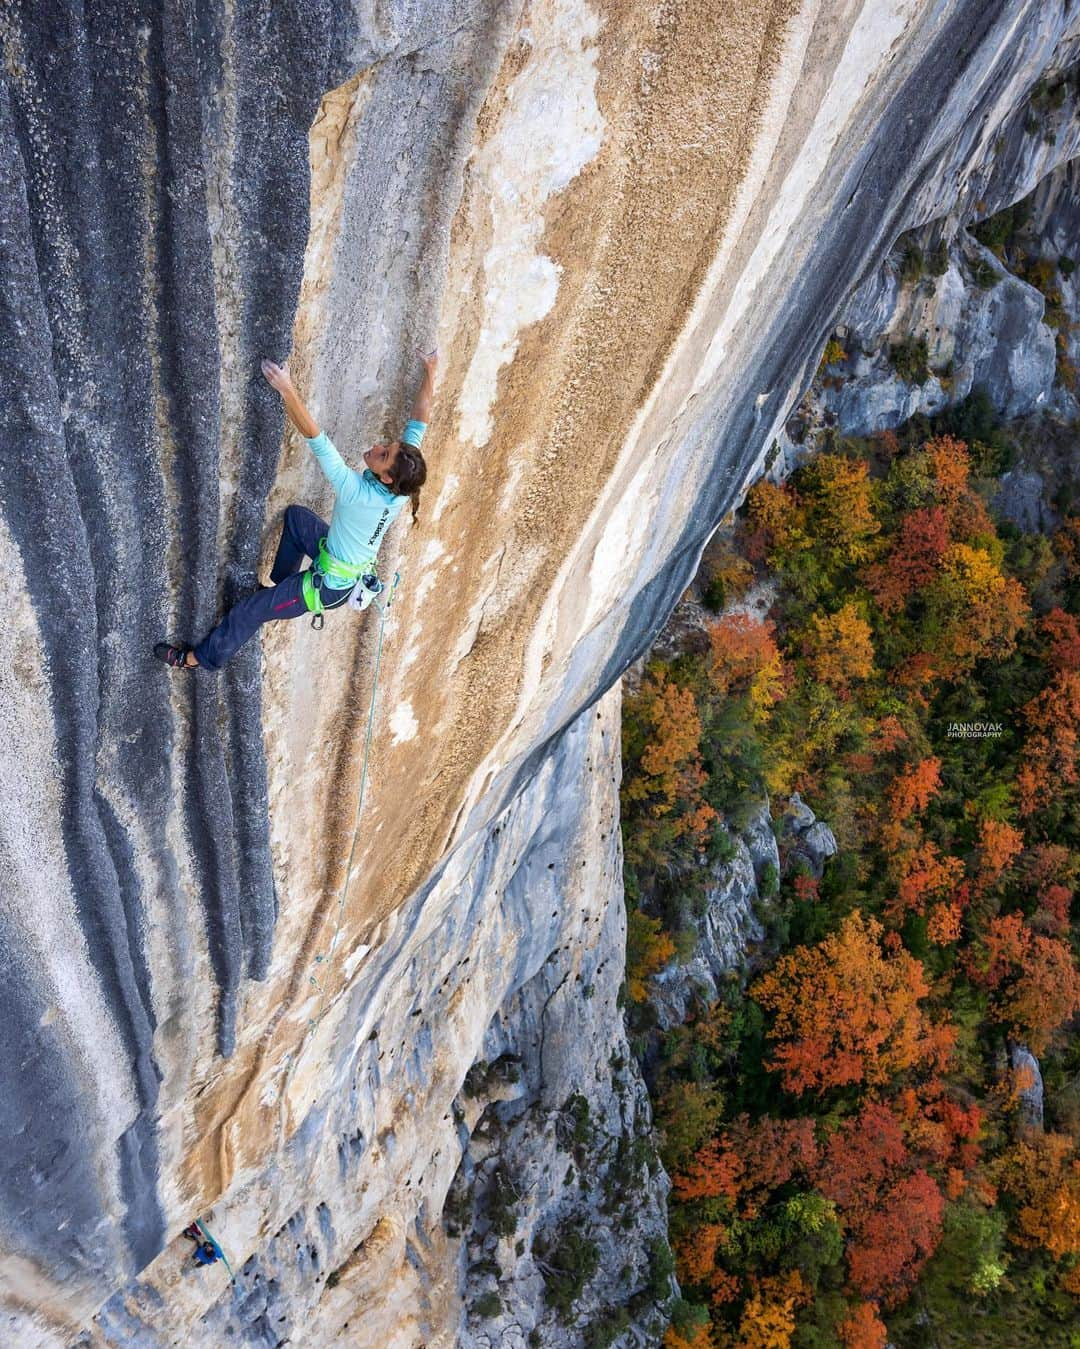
[368,509,390,547]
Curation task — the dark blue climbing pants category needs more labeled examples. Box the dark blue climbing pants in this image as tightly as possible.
[193,505,352,670]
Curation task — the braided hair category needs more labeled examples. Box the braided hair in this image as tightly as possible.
[387,443,427,523]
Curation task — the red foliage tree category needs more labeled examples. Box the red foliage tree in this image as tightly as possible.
[864,505,950,614]
[817,1104,945,1306]
[844,1170,945,1306]
[726,1115,819,1218]
[1017,837,1075,935]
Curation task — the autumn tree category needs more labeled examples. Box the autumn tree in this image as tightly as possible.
[744,480,803,564]
[974,818,1024,890]
[674,1223,729,1288]
[837,1302,888,1349]
[1041,607,1080,672]
[622,667,716,864]
[725,1115,819,1218]
[921,542,1028,677]
[658,1079,727,1173]
[798,454,881,567]
[673,1136,743,1206]
[1015,670,1080,817]
[752,912,951,1094]
[926,434,972,504]
[625,909,676,1003]
[889,839,964,920]
[1021,843,1076,936]
[967,912,1080,1053]
[816,1104,945,1306]
[708,612,785,720]
[736,1271,809,1348]
[995,1133,1080,1263]
[801,604,876,691]
[664,1320,715,1349]
[885,757,942,823]
[863,505,949,614]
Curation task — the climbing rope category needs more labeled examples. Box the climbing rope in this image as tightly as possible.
[191,577,402,1267]
[306,572,401,1033]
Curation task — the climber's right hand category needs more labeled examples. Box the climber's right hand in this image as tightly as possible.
[261,359,292,394]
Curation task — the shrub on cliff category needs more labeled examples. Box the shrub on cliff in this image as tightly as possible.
[890,334,931,384]
[533,1223,600,1320]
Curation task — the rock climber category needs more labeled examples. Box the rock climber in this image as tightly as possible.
[154,350,435,671]
[182,1222,221,1267]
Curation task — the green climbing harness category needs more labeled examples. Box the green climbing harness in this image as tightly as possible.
[302,537,373,624]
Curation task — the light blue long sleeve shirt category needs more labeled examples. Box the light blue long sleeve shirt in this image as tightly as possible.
[305,431,407,587]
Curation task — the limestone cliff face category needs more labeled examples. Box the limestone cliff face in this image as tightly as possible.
[1,1,1078,1344]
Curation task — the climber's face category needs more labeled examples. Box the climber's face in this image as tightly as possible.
[364,441,400,485]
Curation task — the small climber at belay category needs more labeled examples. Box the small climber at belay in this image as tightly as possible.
[154,350,434,671]
[183,1222,221,1267]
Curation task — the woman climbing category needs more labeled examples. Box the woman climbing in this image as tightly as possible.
[154,350,434,671]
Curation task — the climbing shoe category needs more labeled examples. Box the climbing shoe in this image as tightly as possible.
[154,642,194,670]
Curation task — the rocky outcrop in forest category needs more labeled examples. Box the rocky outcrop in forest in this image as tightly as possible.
[1,1,1079,1344]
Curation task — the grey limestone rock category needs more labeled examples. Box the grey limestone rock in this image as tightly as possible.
[782,792,816,835]
[1009,1043,1045,1133]
[994,468,1058,533]
[781,795,837,880]
[650,802,776,1031]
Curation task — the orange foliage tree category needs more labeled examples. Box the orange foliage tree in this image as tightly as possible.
[926,434,972,504]
[1015,670,1080,818]
[664,1322,715,1349]
[995,1133,1080,1263]
[708,612,786,720]
[622,667,716,864]
[975,818,1024,888]
[673,1136,743,1204]
[885,757,942,822]
[674,1222,729,1287]
[889,839,965,920]
[736,1271,809,1348]
[751,911,951,1094]
[968,912,1080,1053]
[837,1301,888,1349]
